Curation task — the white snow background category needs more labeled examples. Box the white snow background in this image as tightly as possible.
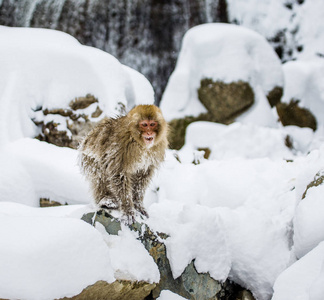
[1,1,324,298]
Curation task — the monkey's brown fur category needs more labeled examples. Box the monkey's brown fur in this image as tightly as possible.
[78,105,168,223]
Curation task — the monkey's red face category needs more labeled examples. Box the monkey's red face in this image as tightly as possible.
[139,120,158,147]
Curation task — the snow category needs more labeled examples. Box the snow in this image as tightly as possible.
[227,0,324,61]
[272,242,324,300]
[147,153,298,300]
[0,210,115,300]
[96,223,160,283]
[160,23,283,126]
[157,290,188,300]
[182,121,310,161]
[0,201,160,300]
[1,138,91,206]
[291,0,324,60]
[226,0,292,38]
[1,12,324,300]
[293,175,324,259]
[163,205,231,281]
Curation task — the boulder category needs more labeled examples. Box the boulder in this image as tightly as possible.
[160,23,284,124]
[267,86,283,108]
[282,59,324,127]
[198,79,254,123]
[276,99,317,131]
[161,24,284,149]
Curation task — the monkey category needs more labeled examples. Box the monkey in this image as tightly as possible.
[78,104,168,224]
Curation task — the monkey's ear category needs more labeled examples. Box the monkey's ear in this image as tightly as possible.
[156,111,163,120]
[131,112,139,119]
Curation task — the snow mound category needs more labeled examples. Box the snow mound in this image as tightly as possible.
[282,59,324,126]
[96,223,160,283]
[0,210,114,300]
[147,152,299,300]
[294,174,324,259]
[272,242,324,300]
[164,205,231,281]
[181,121,313,161]
[0,202,160,300]
[160,23,283,126]
[2,138,91,206]
[0,26,154,146]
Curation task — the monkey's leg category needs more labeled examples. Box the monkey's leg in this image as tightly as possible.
[91,179,120,210]
[133,190,148,218]
[132,169,153,218]
[113,173,135,224]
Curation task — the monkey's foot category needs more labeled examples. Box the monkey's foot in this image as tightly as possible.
[120,213,136,226]
[134,205,149,219]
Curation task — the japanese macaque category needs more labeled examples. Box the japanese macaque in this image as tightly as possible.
[78,104,168,224]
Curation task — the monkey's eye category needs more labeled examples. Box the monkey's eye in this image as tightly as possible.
[141,122,148,127]
[150,123,156,127]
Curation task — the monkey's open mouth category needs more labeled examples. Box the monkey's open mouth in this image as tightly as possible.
[144,136,155,146]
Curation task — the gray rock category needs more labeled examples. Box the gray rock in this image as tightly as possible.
[82,210,121,235]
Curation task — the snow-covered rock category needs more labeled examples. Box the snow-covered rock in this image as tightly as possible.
[282,59,324,126]
[0,26,154,147]
[160,23,283,127]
